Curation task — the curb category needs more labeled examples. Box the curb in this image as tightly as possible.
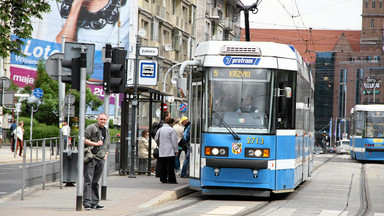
[138,185,194,208]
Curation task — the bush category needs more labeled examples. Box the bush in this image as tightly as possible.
[20,117,120,141]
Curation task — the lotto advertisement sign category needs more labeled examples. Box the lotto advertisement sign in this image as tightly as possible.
[9,0,130,105]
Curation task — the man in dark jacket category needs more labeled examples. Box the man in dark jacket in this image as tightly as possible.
[83,113,110,210]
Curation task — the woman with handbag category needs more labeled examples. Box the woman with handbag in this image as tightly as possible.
[154,118,178,184]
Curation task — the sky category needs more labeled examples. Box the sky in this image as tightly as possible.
[239,0,362,30]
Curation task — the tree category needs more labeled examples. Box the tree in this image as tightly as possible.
[0,1,50,58]
[20,60,103,126]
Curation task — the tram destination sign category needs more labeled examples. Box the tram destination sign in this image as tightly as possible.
[210,68,269,80]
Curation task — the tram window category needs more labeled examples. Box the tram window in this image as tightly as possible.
[364,111,384,138]
[206,68,272,133]
[275,71,296,129]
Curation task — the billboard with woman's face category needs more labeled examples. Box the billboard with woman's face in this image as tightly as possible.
[10,0,130,104]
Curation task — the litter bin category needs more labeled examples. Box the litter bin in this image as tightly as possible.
[63,150,78,184]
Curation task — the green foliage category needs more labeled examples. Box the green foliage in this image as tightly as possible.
[18,60,103,126]
[19,117,59,140]
[0,1,50,58]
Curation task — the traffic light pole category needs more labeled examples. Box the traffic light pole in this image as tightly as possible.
[76,50,87,211]
[101,44,112,200]
[129,37,140,178]
[59,36,65,190]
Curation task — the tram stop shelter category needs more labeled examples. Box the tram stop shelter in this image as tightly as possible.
[118,86,171,176]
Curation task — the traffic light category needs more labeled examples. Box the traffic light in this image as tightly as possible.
[103,47,127,93]
[62,57,81,91]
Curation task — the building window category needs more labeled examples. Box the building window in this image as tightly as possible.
[371,19,375,28]
[381,0,383,8]
[373,0,376,8]
[365,0,368,8]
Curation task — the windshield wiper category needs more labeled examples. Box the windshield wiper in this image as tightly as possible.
[212,111,241,141]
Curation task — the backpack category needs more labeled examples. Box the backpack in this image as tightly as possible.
[150,122,162,139]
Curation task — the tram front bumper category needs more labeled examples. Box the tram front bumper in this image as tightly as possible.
[206,158,268,169]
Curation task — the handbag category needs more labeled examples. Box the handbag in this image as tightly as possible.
[153,129,161,159]
[84,146,96,163]
[153,147,159,159]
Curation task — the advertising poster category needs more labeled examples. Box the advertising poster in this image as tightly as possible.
[10,0,130,105]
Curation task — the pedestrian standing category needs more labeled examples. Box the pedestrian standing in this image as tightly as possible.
[15,121,24,157]
[180,116,190,178]
[62,122,71,150]
[10,120,17,152]
[83,113,110,211]
[173,118,184,175]
[155,118,178,184]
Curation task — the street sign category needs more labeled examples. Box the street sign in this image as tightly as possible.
[126,59,135,86]
[179,103,188,112]
[46,53,64,79]
[0,77,11,90]
[0,91,15,107]
[139,47,159,56]
[64,105,75,117]
[138,60,158,86]
[32,88,43,98]
[64,42,95,74]
[64,93,76,105]
[160,103,168,111]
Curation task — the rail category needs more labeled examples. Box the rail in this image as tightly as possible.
[20,136,120,200]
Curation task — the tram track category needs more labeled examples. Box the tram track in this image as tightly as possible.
[357,163,370,216]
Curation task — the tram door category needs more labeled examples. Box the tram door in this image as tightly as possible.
[189,81,203,179]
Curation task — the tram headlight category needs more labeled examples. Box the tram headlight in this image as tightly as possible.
[211,148,219,155]
[219,148,226,155]
[255,149,262,157]
[245,148,270,158]
[204,146,229,157]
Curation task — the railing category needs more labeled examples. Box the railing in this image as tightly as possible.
[20,136,120,200]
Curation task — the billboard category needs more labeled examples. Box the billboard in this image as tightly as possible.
[10,0,130,105]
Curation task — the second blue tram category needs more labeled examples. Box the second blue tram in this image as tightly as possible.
[179,41,314,196]
[350,104,384,161]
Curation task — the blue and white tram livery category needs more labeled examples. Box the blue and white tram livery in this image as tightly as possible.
[179,41,314,197]
[350,104,384,161]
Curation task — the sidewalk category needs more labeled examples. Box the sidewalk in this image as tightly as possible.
[0,144,192,216]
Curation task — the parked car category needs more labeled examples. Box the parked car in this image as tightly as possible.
[313,146,323,154]
[336,139,350,154]
[327,146,336,153]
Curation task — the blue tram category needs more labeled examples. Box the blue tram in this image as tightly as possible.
[179,41,314,196]
[350,104,384,161]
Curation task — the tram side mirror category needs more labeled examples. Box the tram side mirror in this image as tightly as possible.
[177,77,187,98]
[276,87,292,98]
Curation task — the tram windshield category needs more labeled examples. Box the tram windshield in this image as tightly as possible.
[365,111,384,138]
[205,67,272,134]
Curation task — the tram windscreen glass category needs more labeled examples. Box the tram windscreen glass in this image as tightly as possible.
[206,68,272,133]
[365,111,384,138]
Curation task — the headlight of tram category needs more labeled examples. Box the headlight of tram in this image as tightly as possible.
[211,148,219,155]
[245,148,270,158]
[205,147,229,157]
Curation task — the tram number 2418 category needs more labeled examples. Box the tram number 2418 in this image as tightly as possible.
[247,137,264,144]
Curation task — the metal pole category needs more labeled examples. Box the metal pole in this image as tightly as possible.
[101,43,112,200]
[59,35,66,190]
[30,105,33,141]
[244,9,250,41]
[129,37,140,178]
[76,50,87,211]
